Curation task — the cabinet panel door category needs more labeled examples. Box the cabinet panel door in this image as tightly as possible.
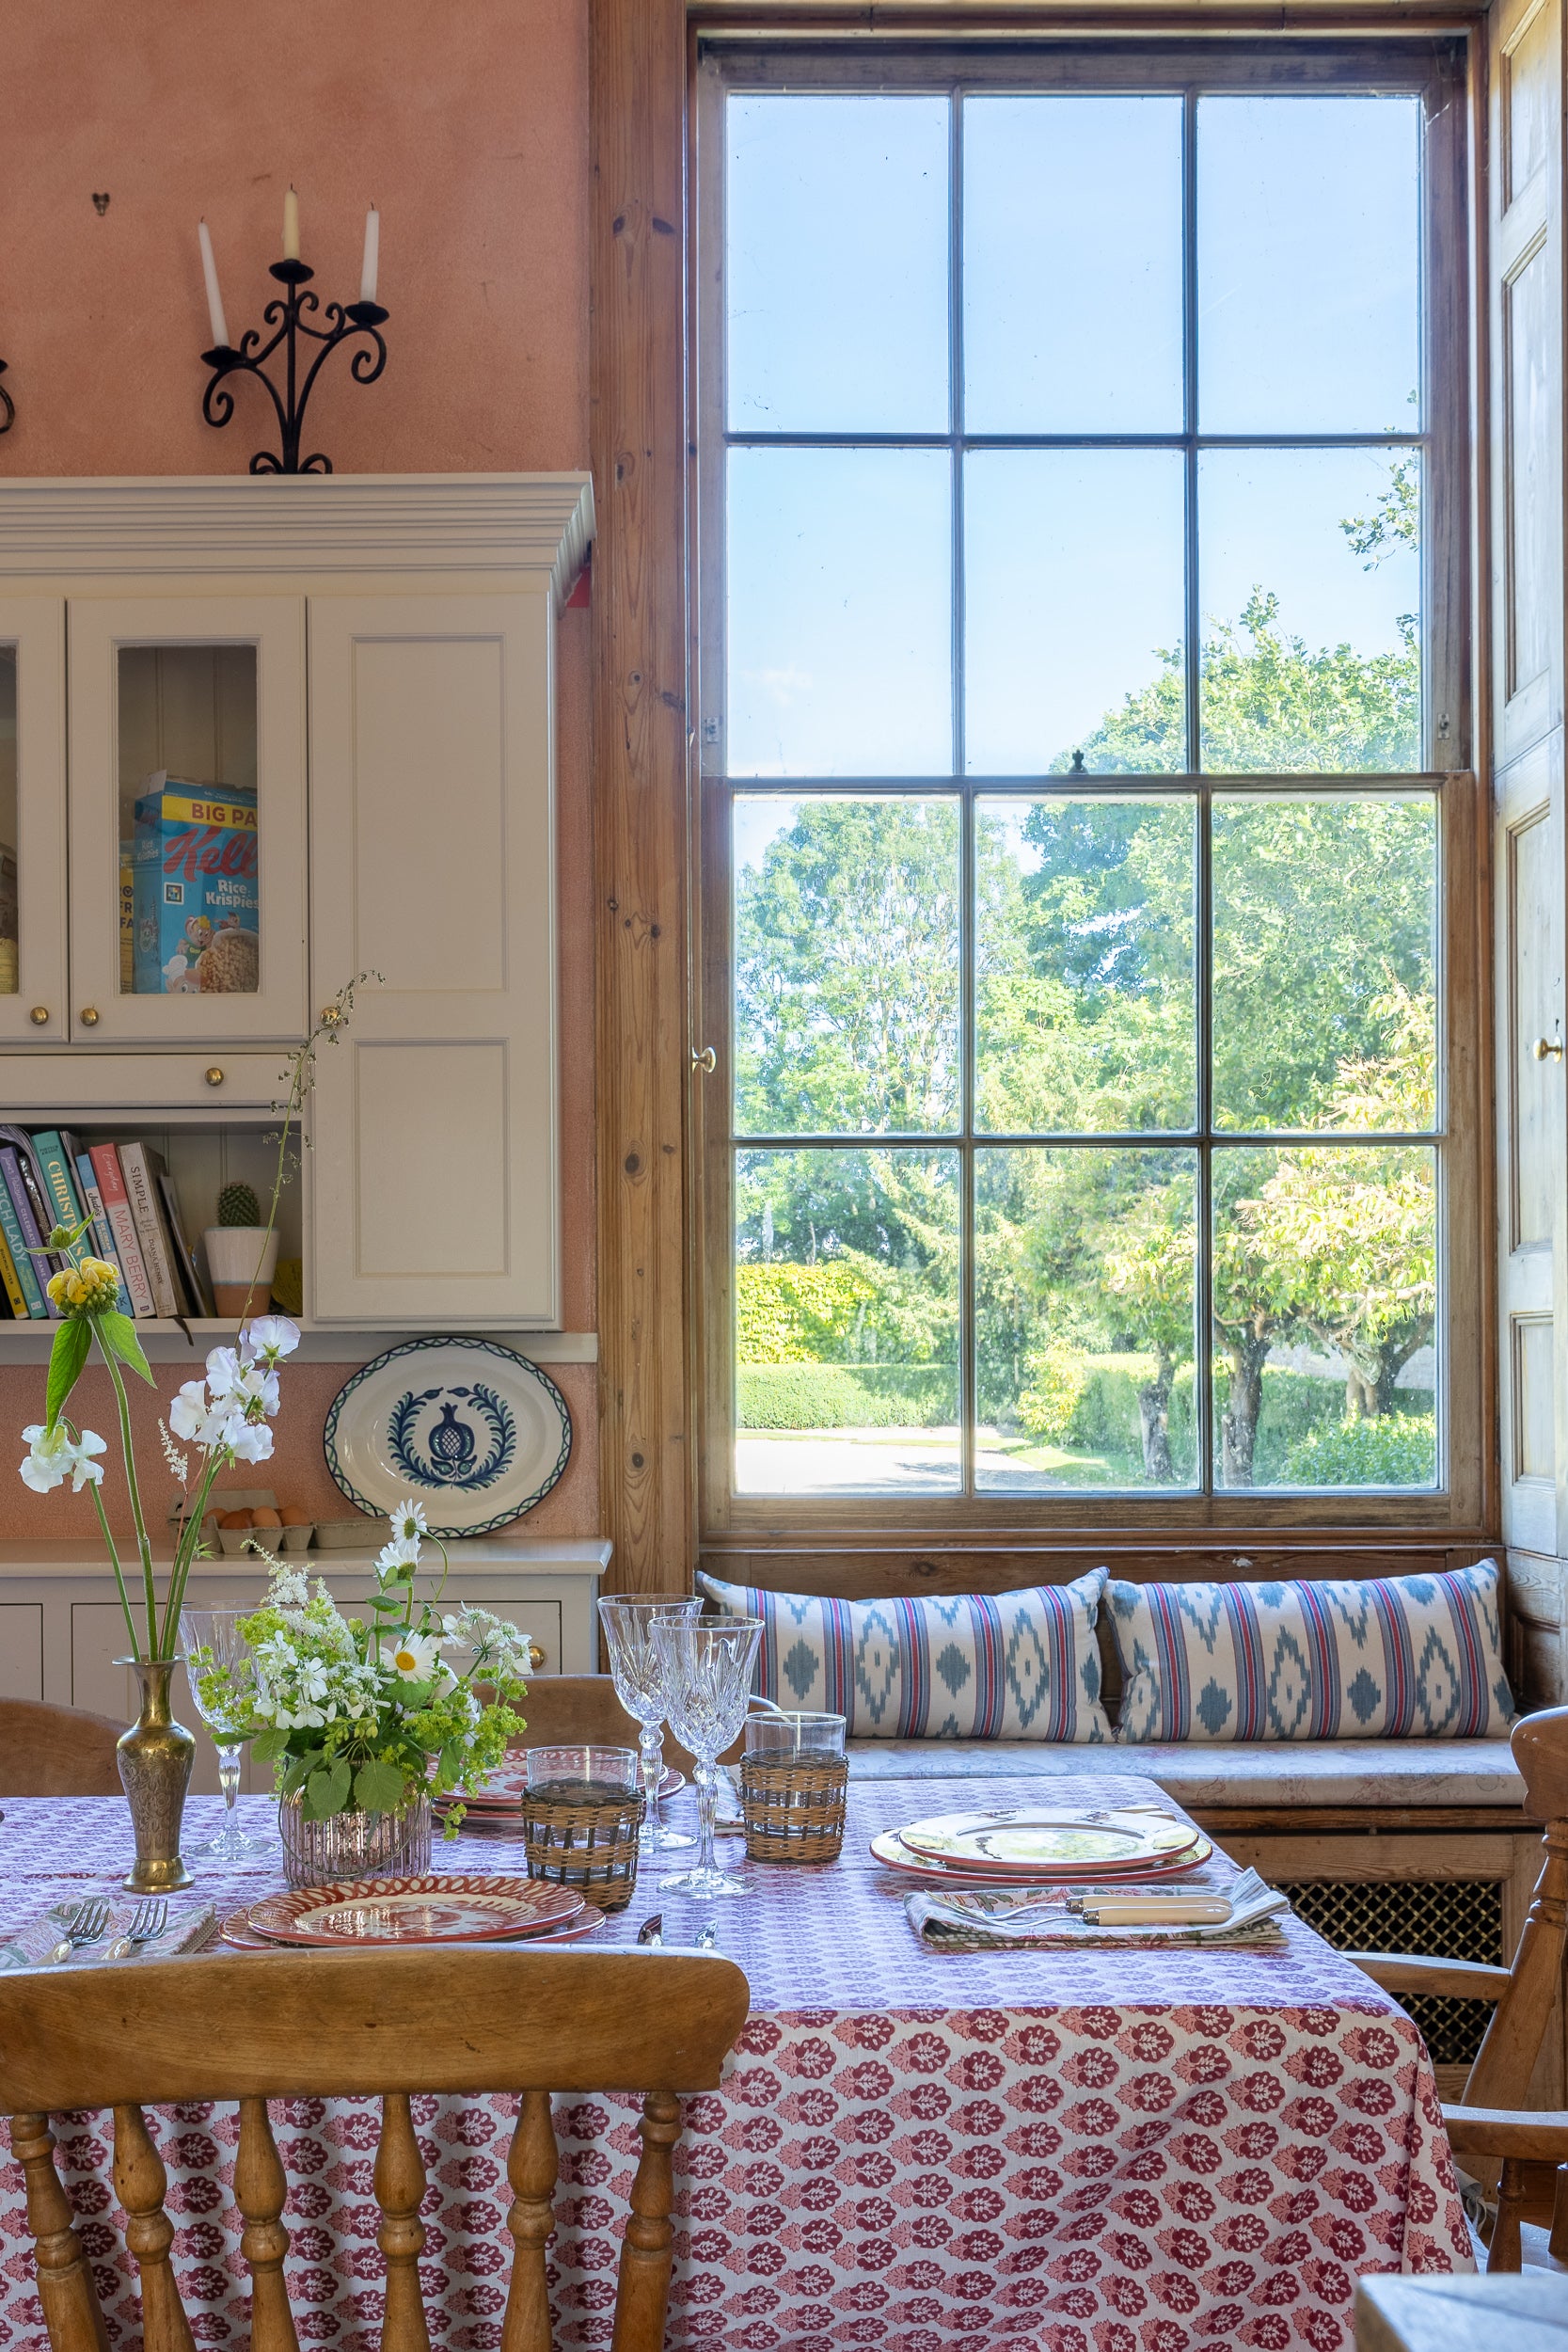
[0,599,67,1046]
[0,1604,43,1700]
[67,596,308,1043]
[308,594,560,1325]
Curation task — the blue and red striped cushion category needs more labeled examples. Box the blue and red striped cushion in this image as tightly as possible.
[1108,1560,1515,1741]
[695,1570,1112,1740]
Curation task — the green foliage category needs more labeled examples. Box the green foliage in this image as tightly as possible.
[1283,1411,1437,1489]
[735,1259,882,1363]
[217,1181,261,1228]
[43,1318,90,1435]
[1018,1340,1089,1440]
[737,1362,953,1431]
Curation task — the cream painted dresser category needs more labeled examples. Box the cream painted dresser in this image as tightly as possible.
[0,1538,610,1794]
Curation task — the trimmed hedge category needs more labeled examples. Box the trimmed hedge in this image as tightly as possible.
[737,1362,955,1431]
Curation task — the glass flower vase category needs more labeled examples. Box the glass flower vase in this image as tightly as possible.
[278,1790,433,1888]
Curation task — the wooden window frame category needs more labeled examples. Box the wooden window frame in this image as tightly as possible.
[589,3,1494,1591]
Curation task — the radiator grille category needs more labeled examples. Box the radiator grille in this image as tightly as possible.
[1280,1877,1503,2072]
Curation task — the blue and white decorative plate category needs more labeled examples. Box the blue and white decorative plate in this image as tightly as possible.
[323,1338,572,1537]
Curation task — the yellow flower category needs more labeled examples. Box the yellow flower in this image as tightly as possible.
[45,1257,120,1317]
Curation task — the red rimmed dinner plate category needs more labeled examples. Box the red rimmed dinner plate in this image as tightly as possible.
[869,1825,1214,1885]
[245,1874,583,1947]
[438,1762,683,1812]
[222,1899,607,1952]
[895,1807,1197,1875]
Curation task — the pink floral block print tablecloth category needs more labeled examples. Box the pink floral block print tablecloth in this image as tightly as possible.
[0,1776,1472,2352]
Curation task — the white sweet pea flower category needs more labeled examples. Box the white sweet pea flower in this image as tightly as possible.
[206,1349,280,1419]
[226,1421,276,1466]
[387,1499,428,1547]
[242,1314,301,1368]
[20,1423,106,1494]
[384,1629,442,1683]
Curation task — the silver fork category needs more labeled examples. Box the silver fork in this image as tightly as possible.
[48,1898,111,1963]
[108,1898,168,1960]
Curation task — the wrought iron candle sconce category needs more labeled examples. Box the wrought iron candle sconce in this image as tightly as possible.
[200,258,388,475]
[0,359,13,437]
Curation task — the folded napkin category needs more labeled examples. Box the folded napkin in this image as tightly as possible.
[0,1899,219,1971]
[905,1866,1291,1954]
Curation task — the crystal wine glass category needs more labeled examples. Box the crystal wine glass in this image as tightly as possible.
[179,1606,272,1861]
[651,1615,764,1899]
[597,1595,702,1851]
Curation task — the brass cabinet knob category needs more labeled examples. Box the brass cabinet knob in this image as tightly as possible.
[205,1066,225,1087]
[27,1006,48,1026]
[320,1005,342,1025]
[79,1006,100,1027]
[1534,1034,1564,1062]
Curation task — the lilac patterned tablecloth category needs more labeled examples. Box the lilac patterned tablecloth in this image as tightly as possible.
[0,1779,1471,2352]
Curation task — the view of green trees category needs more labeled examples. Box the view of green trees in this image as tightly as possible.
[733,501,1440,1494]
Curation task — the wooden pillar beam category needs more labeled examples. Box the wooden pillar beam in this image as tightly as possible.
[591,0,693,1592]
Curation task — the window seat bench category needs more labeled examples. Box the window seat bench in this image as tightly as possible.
[847,1736,1544,2101]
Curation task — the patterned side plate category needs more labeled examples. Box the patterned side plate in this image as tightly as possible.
[870,1827,1215,1884]
[222,1900,605,1952]
[897,1808,1198,1874]
[245,1874,582,1947]
[323,1338,573,1537]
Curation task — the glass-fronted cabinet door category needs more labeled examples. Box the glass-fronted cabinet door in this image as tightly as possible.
[0,598,68,1045]
[67,596,307,1043]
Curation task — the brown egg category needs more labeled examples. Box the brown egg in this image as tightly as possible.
[278,1505,312,1526]
[217,1508,253,1530]
[250,1507,282,1530]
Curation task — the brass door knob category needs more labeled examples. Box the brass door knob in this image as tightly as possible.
[1534,1034,1563,1061]
[205,1066,225,1087]
[27,1006,48,1026]
[79,1006,100,1027]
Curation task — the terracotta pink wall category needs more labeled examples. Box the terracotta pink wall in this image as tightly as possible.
[0,0,598,1544]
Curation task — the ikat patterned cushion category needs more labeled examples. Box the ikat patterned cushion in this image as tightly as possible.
[695,1568,1113,1740]
[1108,1559,1516,1742]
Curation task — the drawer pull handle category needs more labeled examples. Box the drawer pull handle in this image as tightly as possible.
[27,1006,48,1026]
[205,1066,225,1088]
[79,1006,100,1027]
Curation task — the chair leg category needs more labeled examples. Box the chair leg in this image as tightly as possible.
[1491,2158,1527,2272]
[610,2090,680,2352]
[9,2114,111,2352]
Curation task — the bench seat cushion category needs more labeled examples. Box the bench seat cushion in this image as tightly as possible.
[843,1735,1526,1808]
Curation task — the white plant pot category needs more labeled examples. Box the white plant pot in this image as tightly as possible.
[202,1227,280,1318]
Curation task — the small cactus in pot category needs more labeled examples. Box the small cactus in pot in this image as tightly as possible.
[204,1180,279,1319]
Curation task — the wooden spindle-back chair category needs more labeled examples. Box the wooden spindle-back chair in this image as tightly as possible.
[0,1945,751,2352]
[1349,1703,1568,2270]
[0,1699,123,1797]
[511,1676,743,1773]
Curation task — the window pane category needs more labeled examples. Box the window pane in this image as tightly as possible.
[975,796,1196,1132]
[1199,449,1421,772]
[735,795,960,1136]
[1212,793,1437,1133]
[735,1147,959,1494]
[975,1148,1197,1491]
[1198,95,1421,434]
[1212,1144,1437,1490]
[963,95,1183,433]
[727,95,950,433]
[727,448,952,776]
[965,452,1187,774]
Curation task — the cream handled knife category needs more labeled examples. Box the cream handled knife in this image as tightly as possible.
[1065,1893,1233,1927]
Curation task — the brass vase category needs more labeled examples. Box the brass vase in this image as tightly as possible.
[116,1659,196,1892]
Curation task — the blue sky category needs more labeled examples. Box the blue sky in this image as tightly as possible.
[723,88,1422,781]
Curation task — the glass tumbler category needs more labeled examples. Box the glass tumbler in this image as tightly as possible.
[652,1615,764,1899]
[597,1594,702,1851]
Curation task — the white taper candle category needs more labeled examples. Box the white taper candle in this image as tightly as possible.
[198,219,230,349]
[282,184,300,261]
[359,205,380,304]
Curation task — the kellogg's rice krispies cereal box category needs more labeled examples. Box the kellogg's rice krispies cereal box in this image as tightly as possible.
[132,772,259,996]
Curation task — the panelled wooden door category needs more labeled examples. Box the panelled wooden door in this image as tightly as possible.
[1492,0,1568,1703]
[0,597,67,1047]
[307,592,561,1326]
[67,595,309,1046]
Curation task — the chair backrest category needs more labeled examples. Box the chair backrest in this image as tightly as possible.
[0,1946,750,2352]
[0,1699,123,1798]
[513,1676,742,1772]
[1465,1704,1568,2109]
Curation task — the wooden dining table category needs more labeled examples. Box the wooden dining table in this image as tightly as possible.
[0,1771,1472,2352]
